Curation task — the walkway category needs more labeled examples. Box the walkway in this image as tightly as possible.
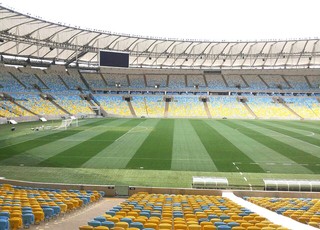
[223,191,318,230]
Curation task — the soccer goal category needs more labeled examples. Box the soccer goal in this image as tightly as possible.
[55,117,78,130]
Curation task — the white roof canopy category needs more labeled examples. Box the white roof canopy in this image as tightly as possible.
[1,5,320,69]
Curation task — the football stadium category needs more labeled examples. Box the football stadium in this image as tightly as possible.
[0,1,320,229]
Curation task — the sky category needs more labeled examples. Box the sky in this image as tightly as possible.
[1,0,320,41]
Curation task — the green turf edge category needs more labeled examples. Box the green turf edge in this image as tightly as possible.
[0,165,319,189]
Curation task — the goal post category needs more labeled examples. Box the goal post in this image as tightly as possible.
[55,117,78,130]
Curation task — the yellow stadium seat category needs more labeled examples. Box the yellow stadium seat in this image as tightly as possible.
[79,226,94,230]
[115,222,129,230]
[188,224,201,230]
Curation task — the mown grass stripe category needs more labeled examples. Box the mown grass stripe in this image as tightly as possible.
[210,120,310,174]
[251,120,320,147]
[225,120,315,173]
[241,120,320,159]
[171,119,218,172]
[0,118,114,149]
[82,119,160,169]
[38,119,144,168]
[270,120,320,136]
[0,119,125,166]
[0,130,82,161]
[125,119,174,170]
[190,119,264,172]
[260,120,320,141]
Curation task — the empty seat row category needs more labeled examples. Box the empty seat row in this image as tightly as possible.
[80,193,288,230]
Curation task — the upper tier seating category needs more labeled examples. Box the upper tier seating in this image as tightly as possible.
[129,75,146,88]
[242,75,268,90]
[205,75,227,89]
[0,68,26,93]
[168,75,186,89]
[16,67,47,91]
[224,75,247,89]
[82,73,107,89]
[63,69,87,90]
[38,72,69,92]
[306,76,320,88]
[145,75,167,88]
[284,76,310,90]
[260,75,289,89]
[103,74,129,88]
[186,75,206,88]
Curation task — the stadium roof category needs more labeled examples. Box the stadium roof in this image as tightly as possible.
[1,5,320,69]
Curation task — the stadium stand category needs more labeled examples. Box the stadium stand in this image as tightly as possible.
[306,76,320,88]
[142,96,165,117]
[95,95,131,116]
[245,197,320,228]
[129,75,146,88]
[283,97,320,119]
[242,75,268,90]
[103,74,129,88]
[12,94,63,116]
[284,76,310,90]
[0,67,26,93]
[145,75,167,88]
[2,4,320,230]
[14,67,47,91]
[54,94,95,116]
[62,69,87,90]
[246,97,298,119]
[260,75,289,89]
[82,192,288,230]
[205,75,227,89]
[0,100,33,117]
[224,75,247,89]
[38,71,69,93]
[130,96,148,117]
[186,75,206,88]
[79,72,107,90]
[1,66,320,120]
[208,97,253,119]
[0,183,104,229]
[169,97,207,117]
[168,75,186,89]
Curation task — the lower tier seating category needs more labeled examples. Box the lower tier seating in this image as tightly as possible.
[245,197,320,228]
[0,183,104,229]
[80,192,288,230]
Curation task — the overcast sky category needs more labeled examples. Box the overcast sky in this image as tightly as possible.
[1,0,320,41]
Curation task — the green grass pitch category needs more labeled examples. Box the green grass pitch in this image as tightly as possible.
[0,118,319,188]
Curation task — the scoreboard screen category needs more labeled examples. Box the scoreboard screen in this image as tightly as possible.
[99,50,129,68]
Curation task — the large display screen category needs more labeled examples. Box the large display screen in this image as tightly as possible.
[99,50,129,68]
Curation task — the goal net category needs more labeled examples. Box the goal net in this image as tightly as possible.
[55,117,78,130]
